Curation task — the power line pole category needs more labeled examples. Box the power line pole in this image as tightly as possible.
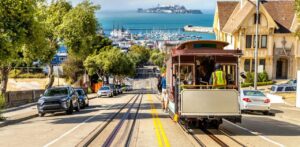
[254,0,260,90]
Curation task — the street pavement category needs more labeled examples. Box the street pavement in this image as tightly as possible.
[1,79,300,146]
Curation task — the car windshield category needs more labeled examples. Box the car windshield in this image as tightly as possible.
[44,88,68,97]
[76,89,85,96]
[243,91,265,97]
[100,86,110,90]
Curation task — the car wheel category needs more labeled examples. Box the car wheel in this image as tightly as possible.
[81,101,86,109]
[66,102,73,114]
[75,101,80,112]
[39,112,45,117]
[263,111,269,115]
[86,101,89,107]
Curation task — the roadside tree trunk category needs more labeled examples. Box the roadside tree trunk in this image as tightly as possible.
[105,75,109,84]
[0,67,10,95]
[45,64,54,89]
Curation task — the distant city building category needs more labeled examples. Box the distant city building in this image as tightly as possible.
[213,0,299,79]
[138,4,202,14]
[51,44,68,65]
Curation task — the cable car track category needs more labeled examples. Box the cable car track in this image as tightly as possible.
[77,93,143,147]
[179,122,246,147]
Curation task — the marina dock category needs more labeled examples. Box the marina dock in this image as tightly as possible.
[183,25,214,33]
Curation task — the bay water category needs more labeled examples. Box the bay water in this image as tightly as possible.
[96,11,215,40]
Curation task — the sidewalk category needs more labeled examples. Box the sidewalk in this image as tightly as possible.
[271,103,300,125]
[0,93,98,127]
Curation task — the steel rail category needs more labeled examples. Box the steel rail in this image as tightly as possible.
[77,94,139,147]
[200,128,229,147]
[102,94,141,147]
[125,94,143,147]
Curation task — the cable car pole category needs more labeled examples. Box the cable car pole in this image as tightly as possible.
[254,0,260,90]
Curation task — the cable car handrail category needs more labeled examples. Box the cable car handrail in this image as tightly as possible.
[180,84,238,89]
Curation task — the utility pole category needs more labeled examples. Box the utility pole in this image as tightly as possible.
[254,0,260,90]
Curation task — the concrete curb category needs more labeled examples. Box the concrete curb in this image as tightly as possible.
[0,94,98,128]
[3,103,36,113]
[0,113,38,128]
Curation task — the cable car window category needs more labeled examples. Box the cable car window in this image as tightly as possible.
[193,44,217,49]
[174,64,194,85]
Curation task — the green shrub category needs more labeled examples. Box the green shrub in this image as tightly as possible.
[245,71,269,83]
[0,94,6,121]
[9,73,46,78]
[87,87,93,94]
[17,73,46,78]
[245,72,254,83]
[241,81,274,88]
[258,71,269,82]
[9,69,22,78]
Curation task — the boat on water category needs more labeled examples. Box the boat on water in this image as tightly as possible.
[108,27,203,50]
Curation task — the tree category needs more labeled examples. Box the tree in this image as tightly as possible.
[59,0,100,59]
[128,45,151,67]
[58,0,100,84]
[84,47,135,84]
[0,0,42,94]
[62,55,85,84]
[41,0,72,89]
[150,49,166,68]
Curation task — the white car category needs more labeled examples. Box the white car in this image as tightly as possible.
[97,86,113,97]
[240,90,271,115]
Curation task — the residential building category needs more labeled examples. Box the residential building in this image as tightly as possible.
[213,0,299,79]
[51,45,68,65]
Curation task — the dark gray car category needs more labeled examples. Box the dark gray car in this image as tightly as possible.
[37,86,80,117]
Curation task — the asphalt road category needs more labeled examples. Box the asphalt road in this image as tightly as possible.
[0,78,300,147]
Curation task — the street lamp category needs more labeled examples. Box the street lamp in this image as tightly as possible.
[254,0,260,90]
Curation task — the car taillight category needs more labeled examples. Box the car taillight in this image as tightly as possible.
[264,99,270,103]
[243,98,251,102]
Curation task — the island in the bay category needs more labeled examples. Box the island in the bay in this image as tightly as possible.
[137,4,202,14]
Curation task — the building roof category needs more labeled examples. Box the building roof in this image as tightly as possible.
[223,1,255,33]
[217,0,296,33]
[217,1,239,30]
[262,1,295,33]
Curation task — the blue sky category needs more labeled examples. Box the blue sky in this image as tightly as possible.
[68,0,218,11]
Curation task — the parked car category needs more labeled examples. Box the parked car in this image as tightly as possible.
[75,88,89,109]
[286,79,297,85]
[37,86,80,117]
[240,90,271,115]
[109,84,118,96]
[116,84,123,94]
[270,84,296,93]
[97,86,113,97]
[125,85,133,91]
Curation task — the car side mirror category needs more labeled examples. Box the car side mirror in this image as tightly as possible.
[240,72,247,79]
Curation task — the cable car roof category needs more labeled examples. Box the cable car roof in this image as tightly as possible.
[172,40,242,57]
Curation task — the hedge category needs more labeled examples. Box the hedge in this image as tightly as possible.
[241,81,275,88]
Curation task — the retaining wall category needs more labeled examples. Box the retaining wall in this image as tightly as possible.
[4,90,45,107]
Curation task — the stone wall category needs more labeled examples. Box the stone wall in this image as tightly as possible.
[4,90,45,107]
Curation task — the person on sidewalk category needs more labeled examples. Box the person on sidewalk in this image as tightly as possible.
[161,73,168,112]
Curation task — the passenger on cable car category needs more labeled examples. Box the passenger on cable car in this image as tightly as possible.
[184,69,193,85]
[210,64,227,89]
[198,64,209,85]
